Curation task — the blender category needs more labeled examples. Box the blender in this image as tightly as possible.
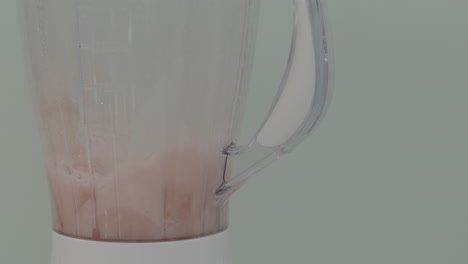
[17,0,333,263]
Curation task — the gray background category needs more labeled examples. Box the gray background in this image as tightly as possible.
[1,0,468,263]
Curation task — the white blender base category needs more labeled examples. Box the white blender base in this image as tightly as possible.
[51,229,231,264]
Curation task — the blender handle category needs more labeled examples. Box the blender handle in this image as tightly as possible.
[215,0,333,201]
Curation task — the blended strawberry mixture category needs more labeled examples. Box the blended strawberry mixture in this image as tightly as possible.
[37,82,230,242]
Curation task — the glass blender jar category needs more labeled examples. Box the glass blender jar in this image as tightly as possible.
[17,0,333,263]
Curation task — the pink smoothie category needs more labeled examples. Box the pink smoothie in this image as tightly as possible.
[37,80,230,242]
